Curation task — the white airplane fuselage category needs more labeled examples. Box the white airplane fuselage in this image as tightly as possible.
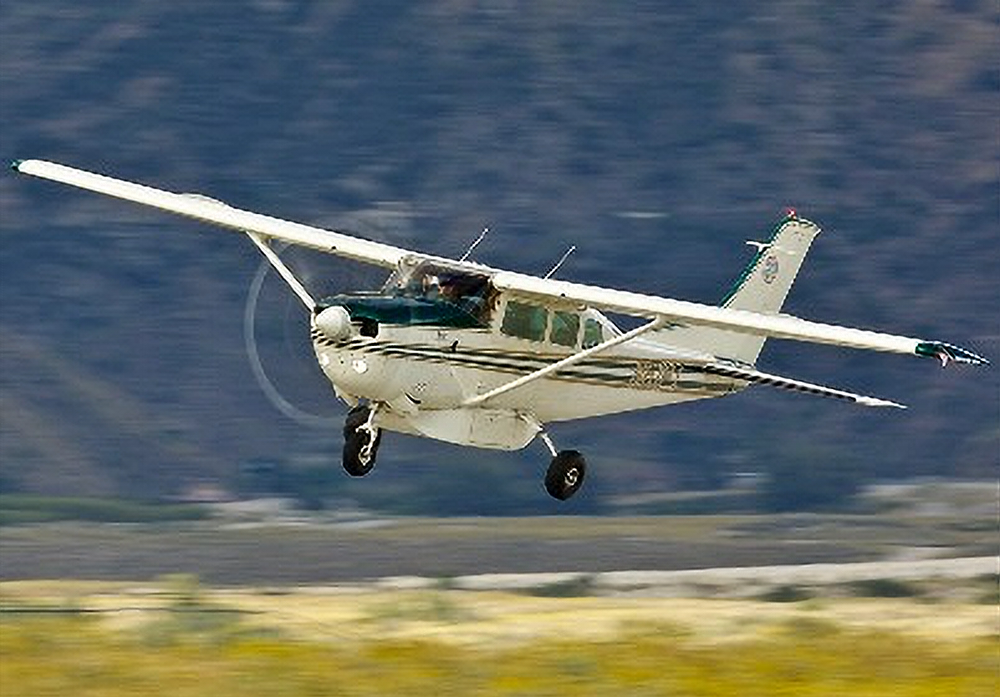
[312,311,747,450]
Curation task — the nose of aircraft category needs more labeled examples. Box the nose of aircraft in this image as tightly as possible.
[314,305,353,341]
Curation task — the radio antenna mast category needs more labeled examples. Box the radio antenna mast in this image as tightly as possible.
[544,245,576,279]
[459,226,490,262]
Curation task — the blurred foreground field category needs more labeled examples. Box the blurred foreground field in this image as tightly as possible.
[1,579,996,696]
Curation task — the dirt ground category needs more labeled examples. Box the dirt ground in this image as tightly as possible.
[1,509,994,585]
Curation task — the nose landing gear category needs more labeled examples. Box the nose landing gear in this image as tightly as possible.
[342,404,382,477]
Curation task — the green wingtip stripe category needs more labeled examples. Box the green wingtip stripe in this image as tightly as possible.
[915,341,989,365]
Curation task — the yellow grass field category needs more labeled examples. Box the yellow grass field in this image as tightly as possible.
[1,579,996,696]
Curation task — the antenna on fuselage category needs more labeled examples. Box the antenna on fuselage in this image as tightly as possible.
[544,245,577,279]
[459,226,490,262]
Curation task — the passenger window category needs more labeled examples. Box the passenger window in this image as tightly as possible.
[502,300,548,341]
[582,318,604,348]
[550,311,579,347]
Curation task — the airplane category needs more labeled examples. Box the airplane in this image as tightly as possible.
[11,159,989,501]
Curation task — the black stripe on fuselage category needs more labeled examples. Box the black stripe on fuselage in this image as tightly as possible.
[311,333,742,395]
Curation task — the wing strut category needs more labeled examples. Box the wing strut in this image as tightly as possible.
[245,232,316,311]
[462,317,666,408]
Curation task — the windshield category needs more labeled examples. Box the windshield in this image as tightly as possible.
[316,259,496,330]
[382,259,496,325]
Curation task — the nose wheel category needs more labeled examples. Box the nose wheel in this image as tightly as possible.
[342,405,382,477]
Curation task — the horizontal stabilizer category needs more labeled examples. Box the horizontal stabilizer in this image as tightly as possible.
[702,363,907,409]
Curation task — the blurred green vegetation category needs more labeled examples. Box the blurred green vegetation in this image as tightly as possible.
[0,611,993,697]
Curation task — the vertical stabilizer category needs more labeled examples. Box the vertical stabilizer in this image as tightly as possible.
[650,214,822,365]
[721,214,821,315]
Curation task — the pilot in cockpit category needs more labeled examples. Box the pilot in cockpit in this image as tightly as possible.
[421,274,441,300]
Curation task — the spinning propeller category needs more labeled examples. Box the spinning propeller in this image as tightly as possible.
[242,242,341,428]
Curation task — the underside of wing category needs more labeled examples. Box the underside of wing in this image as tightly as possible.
[12,159,410,269]
[492,269,988,366]
[702,362,906,408]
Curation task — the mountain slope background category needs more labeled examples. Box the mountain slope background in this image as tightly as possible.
[1,1,996,510]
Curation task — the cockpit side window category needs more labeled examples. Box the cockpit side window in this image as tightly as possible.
[501,300,548,342]
[582,318,605,348]
[550,310,580,347]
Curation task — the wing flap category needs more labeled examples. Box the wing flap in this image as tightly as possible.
[13,159,408,268]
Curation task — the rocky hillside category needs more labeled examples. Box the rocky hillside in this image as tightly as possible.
[1,2,996,507]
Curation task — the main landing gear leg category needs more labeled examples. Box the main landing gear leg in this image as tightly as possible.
[342,403,382,477]
[538,431,587,501]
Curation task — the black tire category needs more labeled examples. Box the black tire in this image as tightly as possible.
[342,406,382,477]
[544,450,586,501]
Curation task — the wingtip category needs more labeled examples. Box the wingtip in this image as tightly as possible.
[10,159,47,175]
[915,341,989,367]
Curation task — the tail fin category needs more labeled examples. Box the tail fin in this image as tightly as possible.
[720,213,821,315]
[651,214,822,365]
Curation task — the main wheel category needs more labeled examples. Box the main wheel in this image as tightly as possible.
[545,450,586,501]
[342,406,382,477]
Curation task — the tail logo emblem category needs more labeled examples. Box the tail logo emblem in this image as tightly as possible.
[762,255,779,284]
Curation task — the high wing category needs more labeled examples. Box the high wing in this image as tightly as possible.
[491,271,987,367]
[12,159,409,268]
[13,159,988,369]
